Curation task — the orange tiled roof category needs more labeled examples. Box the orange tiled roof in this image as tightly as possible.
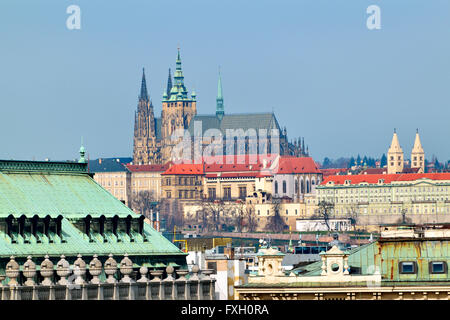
[320,172,450,186]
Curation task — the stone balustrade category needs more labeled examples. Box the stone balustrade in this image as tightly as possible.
[0,255,215,300]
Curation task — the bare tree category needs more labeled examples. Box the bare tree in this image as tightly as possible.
[265,198,287,233]
[347,204,360,231]
[233,200,256,233]
[160,198,184,231]
[131,190,157,219]
[200,199,235,232]
[317,200,334,231]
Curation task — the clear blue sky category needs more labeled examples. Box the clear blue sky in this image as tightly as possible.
[0,0,449,162]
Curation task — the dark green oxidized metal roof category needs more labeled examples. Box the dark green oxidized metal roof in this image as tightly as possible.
[0,160,184,258]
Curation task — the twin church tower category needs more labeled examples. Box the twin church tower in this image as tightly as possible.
[387,129,425,174]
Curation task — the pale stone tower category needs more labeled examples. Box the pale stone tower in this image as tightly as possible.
[411,129,425,173]
[161,49,197,163]
[387,129,404,174]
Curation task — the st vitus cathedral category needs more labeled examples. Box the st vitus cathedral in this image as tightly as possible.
[132,49,309,165]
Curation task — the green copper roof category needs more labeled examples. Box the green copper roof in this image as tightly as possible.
[0,160,185,260]
[163,49,194,102]
[0,164,131,219]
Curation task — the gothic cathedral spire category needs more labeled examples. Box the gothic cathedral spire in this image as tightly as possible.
[216,68,224,120]
[139,68,148,101]
[166,68,172,100]
[133,68,158,165]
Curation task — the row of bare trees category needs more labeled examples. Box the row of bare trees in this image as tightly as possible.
[131,191,359,234]
[185,199,260,233]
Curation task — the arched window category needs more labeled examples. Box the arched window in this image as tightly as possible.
[301,180,305,193]
[282,181,287,194]
[275,181,278,194]
[306,180,310,193]
[295,180,299,194]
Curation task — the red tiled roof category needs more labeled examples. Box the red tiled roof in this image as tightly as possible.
[320,168,349,177]
[162,156,321,177]
[126,162,172,172]
[274,156,321,174]
[162,164,204,175]
[205,172,272,178]
[359,168,387,175]
[321,172,450,186]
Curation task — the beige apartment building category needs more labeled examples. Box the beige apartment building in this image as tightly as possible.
[126,163,170,201]
[90,158,171,209]
[90,158,132,206]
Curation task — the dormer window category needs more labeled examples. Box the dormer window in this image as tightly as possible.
[399,261,417,274]
[430,261,447,274]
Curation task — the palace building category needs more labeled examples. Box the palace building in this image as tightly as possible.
[316,172,450,228]
[132,49,308,165]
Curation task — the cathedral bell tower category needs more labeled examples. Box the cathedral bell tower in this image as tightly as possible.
[411,129,425,173]
[161,49,197,163]
[387,129,404,174]
[133,68,158,165]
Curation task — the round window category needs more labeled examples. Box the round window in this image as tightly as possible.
[331,263,340,272]
[266,263,273,275]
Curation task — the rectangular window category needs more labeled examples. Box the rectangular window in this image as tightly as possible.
[208,188,216,200]
[399,261,417,274]
[223,187,231,200]
[430,261,447,274]
[239,186,247,199]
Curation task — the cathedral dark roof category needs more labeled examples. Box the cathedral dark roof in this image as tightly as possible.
[186,112,281,136]
[155,117,162,140]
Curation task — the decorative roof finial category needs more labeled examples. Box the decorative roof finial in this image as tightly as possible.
[78,137,86,163]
